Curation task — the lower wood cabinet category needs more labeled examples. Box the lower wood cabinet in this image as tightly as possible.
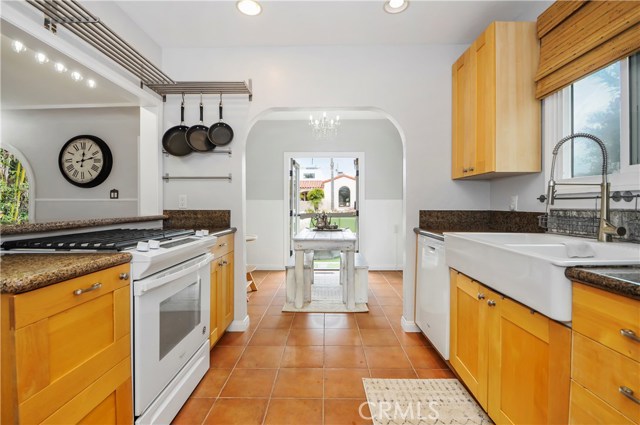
[1,264,133,425]
[209,233,235,347]
[449,269,571,424]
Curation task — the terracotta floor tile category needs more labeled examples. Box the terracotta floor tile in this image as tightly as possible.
[286,328,324,346]
[203,398,268,425]
[415,368,456,379]
[363,346,411,369]
[219,369,277,398]
[266,305,294,316]
[363,305,386,316]
[370,369,418,379]
[355,315,391,329]
[249,328,290,346]
[324,329,362,346]
[291,313,325,328]
[216,331,252,346]
[324,368,370,398]
[258,314,294,329]
[366,296,380,306]
[210,346,244,369]
[247,304,269,316]
[172,397,215,425]
[324,346,368,368]
[236,346,284,369]
[380,305,403,316]
[359,329,400,346]
[280,346,324,368]
[371,287,398,298]
[270,296,286,307]
[324,399,372,425]
[264,399,322,425]
[247,294,274,305]
[271,368,324,398]
[376,296,403,306]
[404,345,448,369]
[192,368,232,398]
[325,313,357,329]
[395,331,428,346]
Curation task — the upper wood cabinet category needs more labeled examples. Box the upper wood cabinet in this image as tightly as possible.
[1,264,133,425]
[452,21,541,180]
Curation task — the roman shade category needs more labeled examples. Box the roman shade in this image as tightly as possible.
[535,0,640,99]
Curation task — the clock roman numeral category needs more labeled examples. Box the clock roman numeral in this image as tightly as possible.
[73,144,80,151]
[94,158,102,163]
[81,172,85,180]
[66,164,74,172]
[73,170,79,177]
[64,158,72,163]
[88,171,93,177]
[92,150,99,156]
[91,164,100,172]
[80,141,86,150]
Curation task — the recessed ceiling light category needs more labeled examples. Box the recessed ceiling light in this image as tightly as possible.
[54,62,67,73]
[11,40,26,53]
[35,52,49,64]
[384,0,409,14]
[70,71,83,82]
[87,79,96,88]
[237,0,262,16]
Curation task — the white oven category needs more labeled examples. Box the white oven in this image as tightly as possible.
[132,251,213,424]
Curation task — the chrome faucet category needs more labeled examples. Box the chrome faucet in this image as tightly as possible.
[547,133,624,242]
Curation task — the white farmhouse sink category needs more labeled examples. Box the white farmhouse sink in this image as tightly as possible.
[444,232,640,322]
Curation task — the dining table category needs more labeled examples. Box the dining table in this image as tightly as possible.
[292,228,357,309]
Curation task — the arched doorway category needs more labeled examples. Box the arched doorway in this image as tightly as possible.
[0,145,35,224]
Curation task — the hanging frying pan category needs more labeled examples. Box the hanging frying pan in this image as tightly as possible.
[207,94,234,146]
[162,94,192,156]
[186,93,215,152]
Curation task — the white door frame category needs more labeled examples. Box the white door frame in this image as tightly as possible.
[283,152,365,263]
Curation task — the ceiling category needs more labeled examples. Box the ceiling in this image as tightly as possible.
[113,0,551,49]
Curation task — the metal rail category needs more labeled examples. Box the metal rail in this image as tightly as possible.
[26,0,174,85]
[162,173,232,182]
[147,81,253,101]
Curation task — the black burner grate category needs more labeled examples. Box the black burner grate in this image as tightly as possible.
[1,229,194,251]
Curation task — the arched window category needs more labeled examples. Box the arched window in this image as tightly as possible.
[338,186,350,207]
[1,148,31,224]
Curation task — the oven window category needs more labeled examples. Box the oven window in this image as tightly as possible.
[159,280,201,360]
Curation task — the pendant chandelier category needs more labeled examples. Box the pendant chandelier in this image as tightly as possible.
[309,112,340,140]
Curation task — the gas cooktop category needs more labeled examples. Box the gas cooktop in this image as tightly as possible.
[0,228,194,251]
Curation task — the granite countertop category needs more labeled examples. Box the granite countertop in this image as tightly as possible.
[1,215,167,235]
[0,253,132,294]
[566,266,640,301]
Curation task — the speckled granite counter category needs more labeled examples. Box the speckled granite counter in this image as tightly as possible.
[0,253,132,294]
[1,215,167,236]
[419,210,543,234]
[163,210,230,232]
[566,266,640,301]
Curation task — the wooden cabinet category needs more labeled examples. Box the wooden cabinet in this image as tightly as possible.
[570,283,640,424]
[449,269,571,424]
[209,233,235,347]
[1,264,133,425]
[451,21,541,180]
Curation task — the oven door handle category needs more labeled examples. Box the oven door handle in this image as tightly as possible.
[134,253,213,296]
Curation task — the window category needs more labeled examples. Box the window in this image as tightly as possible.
[338,186,350,207]
[0,148,30,224]
[552,52,640,185]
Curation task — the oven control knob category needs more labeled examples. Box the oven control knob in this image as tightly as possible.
[202,229,209,236]
[136,241,149,252]
[148,240,160,249]
[195,230,204,237]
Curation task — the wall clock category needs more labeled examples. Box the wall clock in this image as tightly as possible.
[58,135,113,188]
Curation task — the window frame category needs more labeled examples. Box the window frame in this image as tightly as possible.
[545,56,640,194]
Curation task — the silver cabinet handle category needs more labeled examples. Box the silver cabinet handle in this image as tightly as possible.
[219,242,228,247]
[73,282,102,296]
[477,293,485,300]
[487,300,496,307]
[621,329,640,343]
[119,272,129,280]
[619,386,640,405]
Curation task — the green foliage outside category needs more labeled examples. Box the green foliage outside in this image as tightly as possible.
[306,188,325,211]
[0,149,29,224]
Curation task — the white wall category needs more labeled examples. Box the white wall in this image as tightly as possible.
[1,107,140,222]
[163,44,492,329]
[245,118,403,270]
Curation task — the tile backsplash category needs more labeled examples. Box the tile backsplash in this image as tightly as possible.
[545,209,640,243]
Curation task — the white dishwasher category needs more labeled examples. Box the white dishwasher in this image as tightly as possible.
[415,231,450,360]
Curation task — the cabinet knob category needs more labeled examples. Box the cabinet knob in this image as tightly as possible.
[620,329,640,343]
[477,293,485,300]
[463,168,469,173]
[469,167,475,172]
[119,272,129,280]
[487,300,496,307]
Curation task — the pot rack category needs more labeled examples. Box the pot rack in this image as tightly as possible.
[25,0,253,100]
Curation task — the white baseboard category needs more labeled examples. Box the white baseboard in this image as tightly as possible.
[253,264,286,271]
[227,315,250,332]
[401,316,421,333]
[369,265,403,271]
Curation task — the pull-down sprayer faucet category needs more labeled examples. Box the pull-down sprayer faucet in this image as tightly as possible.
[547,133,625,242]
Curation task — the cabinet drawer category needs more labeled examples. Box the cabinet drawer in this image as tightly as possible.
[211,233,234,258]
[573,283,639,361]
[570,381,635,425]
[572,332,640,422]
[12,263,130,329]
